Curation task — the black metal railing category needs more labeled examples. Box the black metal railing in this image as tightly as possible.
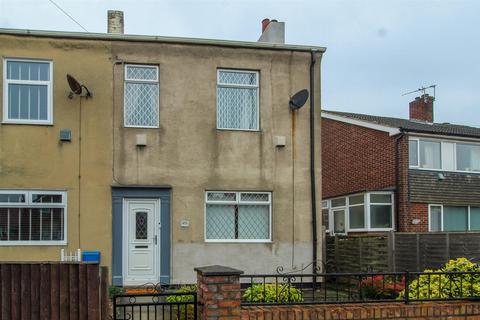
[113,291,197,320]
[240,271,480,305]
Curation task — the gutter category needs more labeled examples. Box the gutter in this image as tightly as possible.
[0,28,326,53]
[309,50,318,273]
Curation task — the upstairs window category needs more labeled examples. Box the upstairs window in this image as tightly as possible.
[124,65,159,128]
[205,191,271,242]
[456,143,480,172]
[0,190,66,245]
[410,137,480,173]
[3,59,52,124]
[217,69,259,131]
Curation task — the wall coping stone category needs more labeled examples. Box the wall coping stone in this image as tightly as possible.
[195,265,244,276]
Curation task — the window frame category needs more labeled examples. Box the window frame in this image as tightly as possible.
[428,204,480,232]
[216,69,260,132]
[409,136,480,174]
[204,191,271,243]
[2,58,53,125]
[0,189,67,246]
[123,64,160,129]
[326,192,394,235]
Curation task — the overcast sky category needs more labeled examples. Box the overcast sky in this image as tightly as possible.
[1,0,478,127]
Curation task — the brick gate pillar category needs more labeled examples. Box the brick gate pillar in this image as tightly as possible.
[195,265,244,320]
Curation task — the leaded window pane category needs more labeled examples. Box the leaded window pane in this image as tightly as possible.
[205,204,235,240]
[217,70,259,130]
[207,192,236,202]
[240,193,269,202]
[125,83,159,127]
[238,205,269,239]
[126,65,157,81]
[135,212,148,240]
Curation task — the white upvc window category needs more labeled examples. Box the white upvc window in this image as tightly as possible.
[409,136,480,173]
[205,191,271,242]
[3,58,53,125]
[328,192,394,235]
[216,69,259,131]
[124,64,159,128]
[0,190,67,245]
[321,200,330,233]
[429,204,480,232]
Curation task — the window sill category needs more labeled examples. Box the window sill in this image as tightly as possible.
[123,125,160,129]
[205,239,272,243]
[0,241,67,246]
[409,167,480,175]
[1,120,53,126]
[216,128,261,133]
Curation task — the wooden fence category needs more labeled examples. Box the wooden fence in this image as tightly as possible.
[325,232,480,273]
[0,262,108,320]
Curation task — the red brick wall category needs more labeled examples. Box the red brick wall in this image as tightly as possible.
[409,95,434,122]
[400,202,429,232]
[322,118,397,199]
[242,301,480,320]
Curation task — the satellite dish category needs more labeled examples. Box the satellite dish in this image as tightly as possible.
[289,89,309,110]
[67,74,92,99]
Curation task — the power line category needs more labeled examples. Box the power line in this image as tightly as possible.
[47,0,89,32]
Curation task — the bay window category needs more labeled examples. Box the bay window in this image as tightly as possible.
[0,190,66,245]
[327,192,394,234]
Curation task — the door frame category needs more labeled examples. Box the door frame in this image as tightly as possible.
[122,198,161,285]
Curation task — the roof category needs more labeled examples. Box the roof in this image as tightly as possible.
[322,110,480,139]
[0,28,326,53]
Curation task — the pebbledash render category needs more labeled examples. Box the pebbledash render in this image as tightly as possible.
[322,94,480,235]
[0,12,325,284]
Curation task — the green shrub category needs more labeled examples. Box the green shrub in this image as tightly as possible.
[108,286,124,299]
[243,283,303,303]
[398,257,480,300]
[166,285,197,320]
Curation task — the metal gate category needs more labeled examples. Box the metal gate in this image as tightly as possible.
[113,291,197,320]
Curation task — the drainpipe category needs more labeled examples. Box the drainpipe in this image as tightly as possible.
[310,50,318,273]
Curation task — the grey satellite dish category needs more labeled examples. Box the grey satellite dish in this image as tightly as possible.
[289,89,309,110]
[67,74,92,99]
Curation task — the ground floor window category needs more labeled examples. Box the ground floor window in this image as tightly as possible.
[324,192,394,234]
[0,190,66,244]
[429,204,480,232]
[205,191,271,242]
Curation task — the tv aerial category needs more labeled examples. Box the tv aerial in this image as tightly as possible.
[402,85,436,102]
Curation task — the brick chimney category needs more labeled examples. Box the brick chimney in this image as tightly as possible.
[107,10,124,34]
[258,18,285,44]
[409,94,434,122]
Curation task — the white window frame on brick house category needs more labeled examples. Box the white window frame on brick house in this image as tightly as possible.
[3,58,53,125]
[204,191,271,243]
[321,200,330,233]
[0,190,67,245]
[327,191,394,235]
[216,69,260,131]
[409,136,480,174]
[428,204,480,232]
[124,64,159,128]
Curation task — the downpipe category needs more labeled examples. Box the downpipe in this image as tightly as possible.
[310,50,318,273]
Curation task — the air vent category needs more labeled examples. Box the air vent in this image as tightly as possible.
[60,129,72,142]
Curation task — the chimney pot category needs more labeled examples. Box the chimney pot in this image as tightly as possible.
[108,10,124,34]
[409,94,434,122]
[262,18,270,33]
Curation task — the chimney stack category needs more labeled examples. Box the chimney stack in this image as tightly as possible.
[409,94,434,122]
[107,10,124,34]
[258,18,285,44]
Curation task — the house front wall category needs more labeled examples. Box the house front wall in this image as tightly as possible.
[111,42,323,283]
[0,35,113,266]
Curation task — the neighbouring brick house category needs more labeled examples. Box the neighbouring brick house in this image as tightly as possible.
[322,94,480,234]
